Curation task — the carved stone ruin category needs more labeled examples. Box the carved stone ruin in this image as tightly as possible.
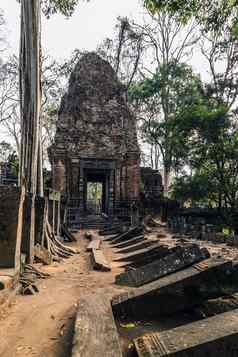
[49,52,140,217]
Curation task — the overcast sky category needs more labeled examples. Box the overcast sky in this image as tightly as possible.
[1,0,211,79]
[2,0,144,59]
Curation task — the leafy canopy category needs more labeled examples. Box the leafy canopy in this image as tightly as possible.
[41,0,82,17]
[129,61,205,172]
[144,0,238,33]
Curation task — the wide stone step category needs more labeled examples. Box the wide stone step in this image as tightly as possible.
[112,258,232,318]
[115,244,210,287]
[134,308,238,357]
[91,249,111,271]
[72,293,122,357]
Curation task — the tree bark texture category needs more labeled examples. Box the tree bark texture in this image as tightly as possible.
[19,0,42,263]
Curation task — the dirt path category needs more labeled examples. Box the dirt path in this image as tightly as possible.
[0,231,126,357]
[1,225,238,357]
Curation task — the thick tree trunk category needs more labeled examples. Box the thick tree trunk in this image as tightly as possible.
[19,0,42,263]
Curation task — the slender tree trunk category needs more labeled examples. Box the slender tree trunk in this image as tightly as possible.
[37,129,44,197]
[19,0,42,263]
[163,167,170,197]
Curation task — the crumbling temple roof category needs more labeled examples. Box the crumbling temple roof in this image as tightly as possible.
[52,52,139,160]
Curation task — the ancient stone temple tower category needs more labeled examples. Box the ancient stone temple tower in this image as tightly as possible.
[49,52,140,215]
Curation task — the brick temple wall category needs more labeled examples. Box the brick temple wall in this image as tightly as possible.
[49,52,141,204]
[0,187,22,268]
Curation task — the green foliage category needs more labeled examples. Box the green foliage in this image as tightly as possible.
[144,0,238,33]
[7,150,19,177]
[87,182,102,201]
[129,61,205,173]
[41,0,84,17]
[171,171,218,206]
[0,141,18,177]
[0,141,14,162]
[144,0,199,22]
[171,102,238,230]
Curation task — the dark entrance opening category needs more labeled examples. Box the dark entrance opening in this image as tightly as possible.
[84,170,109,215]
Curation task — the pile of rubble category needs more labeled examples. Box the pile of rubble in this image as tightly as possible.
[72,222,238,357]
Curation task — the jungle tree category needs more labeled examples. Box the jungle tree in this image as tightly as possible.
[19,0,81,263]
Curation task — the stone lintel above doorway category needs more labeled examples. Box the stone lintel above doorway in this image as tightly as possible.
[79,158,116,171]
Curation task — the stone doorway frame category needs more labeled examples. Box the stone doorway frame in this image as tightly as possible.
[84,170,109,215]
[78,158,116,216]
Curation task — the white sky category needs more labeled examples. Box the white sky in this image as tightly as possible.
[2,0,144,59]
[1,0,210,79]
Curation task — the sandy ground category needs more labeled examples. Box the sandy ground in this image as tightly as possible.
[0,231,126,357]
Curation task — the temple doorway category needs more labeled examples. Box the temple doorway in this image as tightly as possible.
[84,170,109,215]
[86,182,103,214]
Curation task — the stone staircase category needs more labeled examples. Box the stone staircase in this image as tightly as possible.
[68,213,119,230]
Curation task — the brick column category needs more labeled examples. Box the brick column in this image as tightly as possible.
[108,170,115,216]
[125,152,140,200]
[79,163,84,214]
[53,158,66,194]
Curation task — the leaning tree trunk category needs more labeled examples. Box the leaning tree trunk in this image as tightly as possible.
[19,0,42,263]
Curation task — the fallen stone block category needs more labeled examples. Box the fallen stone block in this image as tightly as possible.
[116,240,154,255]
[134,308,238,357]
[86,239,101,251]
[112,235,145,249]
[111,226,143,244]
[102,234,120,242]
[99,228,122,236]
[114,243,167,262]
[196,293,238,318]
[123,246,171,269]
[112,258,232,318]
[98,224,122,235]
[115,244,210,287]
[91,249,111,271]
[72,293,122,357]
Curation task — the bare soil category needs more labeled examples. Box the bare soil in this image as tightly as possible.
[0,230,126,357]
[0,225,238,357]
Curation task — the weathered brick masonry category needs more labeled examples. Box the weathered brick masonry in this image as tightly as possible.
[0,186,22,269]
[49,52,140,214]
